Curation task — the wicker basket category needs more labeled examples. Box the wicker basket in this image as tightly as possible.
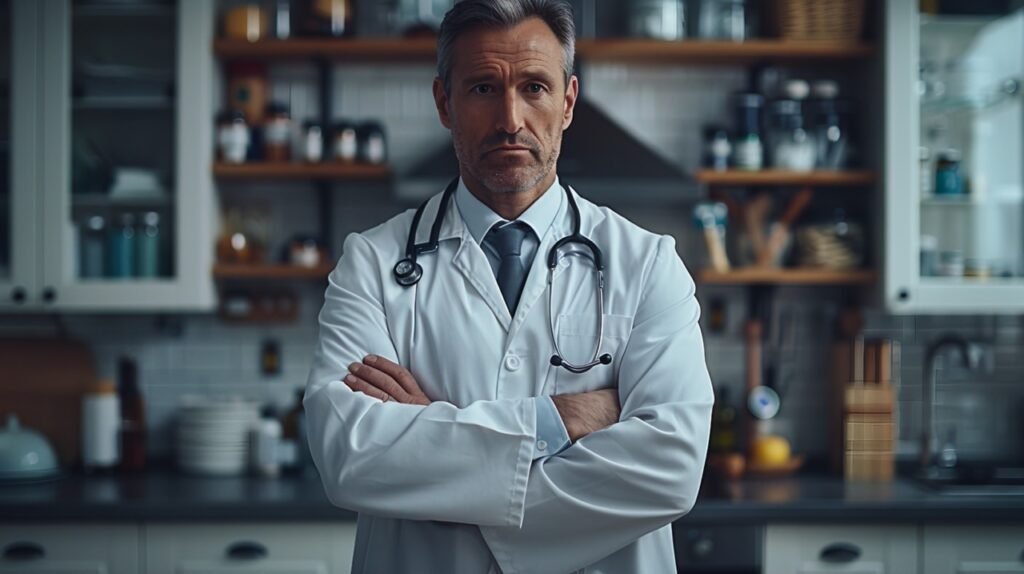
[774,0,866,42]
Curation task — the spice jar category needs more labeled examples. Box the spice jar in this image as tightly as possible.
[217,110,250,164]
[769,99,815,171]
[303,120,323,163]
[333,121,358,162]
[224,5,267,42]
[934,149,963,196]
[358,121,387,165]
[264,102,292,162]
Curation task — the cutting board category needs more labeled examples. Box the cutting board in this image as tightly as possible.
[0,338,97,468]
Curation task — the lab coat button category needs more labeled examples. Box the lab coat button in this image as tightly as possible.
[504,354,521,371]
[537,440,548,451]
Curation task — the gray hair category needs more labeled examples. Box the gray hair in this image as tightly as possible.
[437,0,576,95]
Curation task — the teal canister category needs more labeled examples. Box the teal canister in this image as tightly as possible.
[137,211,161,278]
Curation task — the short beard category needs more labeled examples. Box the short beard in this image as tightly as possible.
[451,129,560,195]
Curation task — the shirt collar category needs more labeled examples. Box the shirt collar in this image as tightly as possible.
[455,176,564,245]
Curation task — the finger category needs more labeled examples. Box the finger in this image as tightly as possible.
[363,355,422,396]
[349,362,408,401]
[344,374,391,402]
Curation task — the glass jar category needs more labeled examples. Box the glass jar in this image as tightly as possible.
[358,121,387,165]
[628,0,686,41]
[264,102,292,162]
[733,92,764,171]
[934,149,963,196]
[333,121,358,162]
[224,5,267,42]
[217,110,250,164]
[769,99,815,171]
[703,125,731,171]
[303,121,323,163]
[697,0,748,41]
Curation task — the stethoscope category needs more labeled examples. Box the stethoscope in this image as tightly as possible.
[393,177,612,374]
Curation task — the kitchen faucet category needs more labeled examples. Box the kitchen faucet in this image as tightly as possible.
[920,334,983,474]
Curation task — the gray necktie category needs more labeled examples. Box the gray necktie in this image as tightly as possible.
[486,222,530,313]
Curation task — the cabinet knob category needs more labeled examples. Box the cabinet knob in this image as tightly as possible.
[820,542,861,563]
[226,541,268,561]
[689,535,714,559]
[10,287,26,304]
[3,541,46,561]
[41,287,56,304]
[897,289,910,302]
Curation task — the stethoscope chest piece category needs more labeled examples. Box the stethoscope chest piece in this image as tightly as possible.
[393,258,422,287]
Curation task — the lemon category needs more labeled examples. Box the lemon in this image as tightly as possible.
[751,435,791,467]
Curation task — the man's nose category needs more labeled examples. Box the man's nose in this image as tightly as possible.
[495,90,524,134]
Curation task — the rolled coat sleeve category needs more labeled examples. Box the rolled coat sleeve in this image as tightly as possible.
[479,235,715,574]
[304,232,537,527]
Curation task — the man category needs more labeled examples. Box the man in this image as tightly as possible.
[304,1,714,572]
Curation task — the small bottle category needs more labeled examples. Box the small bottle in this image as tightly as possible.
[137,212,161,278]
[252,406,282,477]
[108,213,137,278]
[333,121,358,162]
[82,379,120,474]
[117,358,147,473]
[79,215,106,279]
[264,101,292,162]
[733,92,764,171]
[358,121,387,165]
[217,109,250,164]
[303,120,323,163]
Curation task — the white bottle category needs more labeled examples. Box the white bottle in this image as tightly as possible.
[81,379,120,473]
[252,415,282,477]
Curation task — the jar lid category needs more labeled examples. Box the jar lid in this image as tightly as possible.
[303,119,321,129]
[734,92,764,107]
[89,378,117,395]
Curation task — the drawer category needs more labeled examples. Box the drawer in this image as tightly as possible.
[145,522,356,574]
[0,523,140,574]
[923,525,1024,574]
[765,524,917,574]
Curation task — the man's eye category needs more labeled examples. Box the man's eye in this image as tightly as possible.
[472,85,493,94]
[527,83,546,93]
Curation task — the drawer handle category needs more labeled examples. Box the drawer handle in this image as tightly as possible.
[226,541,268,561]
[820,542,861,563]
[3,541,46,561]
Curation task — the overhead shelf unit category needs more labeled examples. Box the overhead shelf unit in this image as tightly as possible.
[213,162,391,181]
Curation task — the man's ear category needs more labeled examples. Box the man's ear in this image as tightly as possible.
[562,75,579,131]
[433,77,452,129]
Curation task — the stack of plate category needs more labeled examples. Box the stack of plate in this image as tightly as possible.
[175,397,259,476]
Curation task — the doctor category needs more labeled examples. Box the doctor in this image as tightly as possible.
[304,1,714,572]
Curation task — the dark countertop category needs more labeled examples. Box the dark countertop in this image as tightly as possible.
[2,468,1023,523]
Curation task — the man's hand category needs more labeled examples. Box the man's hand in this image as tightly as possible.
[344,355,431,406]
[551,389,621,443]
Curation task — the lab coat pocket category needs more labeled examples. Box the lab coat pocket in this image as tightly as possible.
[553,313,633,395]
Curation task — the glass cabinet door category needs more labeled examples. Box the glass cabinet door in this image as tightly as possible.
[0,0,42,309]
[886,1,1024,313]
[38,0,214,311]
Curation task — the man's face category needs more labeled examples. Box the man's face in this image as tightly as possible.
[433,17,579,195]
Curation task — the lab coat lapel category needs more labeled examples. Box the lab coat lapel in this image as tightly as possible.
[451,230,513,331]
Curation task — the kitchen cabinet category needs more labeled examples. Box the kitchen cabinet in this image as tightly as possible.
[145,522,356,574]
[764,524,918,574]
[0,523,140,574]
[0,0,215,311]
[922,525,1024,574]
[885,0,1024,313]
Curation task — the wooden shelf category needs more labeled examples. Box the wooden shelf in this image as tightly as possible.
[695,169,877,187]
[212,162,391,181]
[699,268,877,285]
[214,38,874,64]
[213,263,333,280]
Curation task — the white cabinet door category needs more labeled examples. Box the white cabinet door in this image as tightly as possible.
[34,0,215,312]
[924,525,1024,574]
[0,0,42,311]
[0,523,140,574]
[145,522,357,574]
[885,0,1024,313]
[764,524,918,574]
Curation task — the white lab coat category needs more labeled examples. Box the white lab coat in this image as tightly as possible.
[304,184,714,574]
